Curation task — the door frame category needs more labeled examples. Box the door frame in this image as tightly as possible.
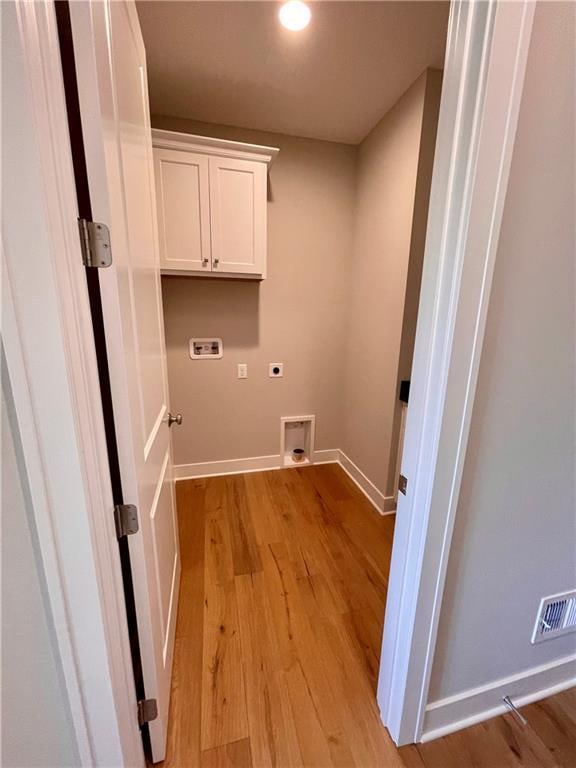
[5,0,534,761]
[2,2,143,765]
[65,0,181,759]
[377,0,535,745]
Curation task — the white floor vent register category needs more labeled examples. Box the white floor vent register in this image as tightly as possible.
[532,590,576,643]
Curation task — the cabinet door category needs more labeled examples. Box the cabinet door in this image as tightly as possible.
[154,148,211,272]
[209,156,267,275]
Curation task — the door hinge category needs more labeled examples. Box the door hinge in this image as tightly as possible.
[114,503,139,539]
[78,218,112,268]
[137,698,158,727]
[398,474,408,496]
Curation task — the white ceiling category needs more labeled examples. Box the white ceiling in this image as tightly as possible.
[137,1,449,145]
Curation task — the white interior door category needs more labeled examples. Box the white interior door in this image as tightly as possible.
[154,148,211,272]
[69,1,180,761]
[209,156,267,274]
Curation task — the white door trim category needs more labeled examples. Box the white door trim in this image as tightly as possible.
[377,0,535,745]
[3,2,144,765]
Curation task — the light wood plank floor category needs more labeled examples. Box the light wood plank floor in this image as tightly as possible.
[161,463,576,767]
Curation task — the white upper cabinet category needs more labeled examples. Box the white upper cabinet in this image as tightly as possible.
[209,156,266,275]
[154,149,211,272]
[152,130,278,279]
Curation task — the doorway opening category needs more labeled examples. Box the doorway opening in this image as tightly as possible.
[60,0,453,763]
[138,3,448,763]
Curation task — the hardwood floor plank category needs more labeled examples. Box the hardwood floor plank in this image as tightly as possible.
[224,475,262,576]
[175,480,205,641]
[340,606,383,688]
[201,738,253,768]
[201,579,248,750]
[296,569,347,625]
[398,744,427,768]
[176,479,206,574]
[304,462,354,503]
[243,471,285,545]
[552,687,576,728]
[292,469,389,606]
[491,712,562,767]
[416,735,469,768]
[201,477,248,750]
[280,468,340,556]
[520,695,576,768]
[162,636,203,768]
[556,687,576,710]
[284,659,336,767]
[204,477,235,585]
[259,540,309,673]
[461,720,536,767]
[161,481,206,768]
[236,571,304,768]
[263,469,324,581]
[315,613,405,768]
[288,610,369,768]
[282,467,387,629]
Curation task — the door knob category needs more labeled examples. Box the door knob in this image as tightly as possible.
[168,412,183,427]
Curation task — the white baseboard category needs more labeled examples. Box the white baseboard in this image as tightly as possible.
[173,449,339,481]
[337,450,396,515]
[311,449,341,464]
[174,453,282,480]
[422,653,576,742]
[173,448,395,516]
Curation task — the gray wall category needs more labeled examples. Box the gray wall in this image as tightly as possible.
[428,0,576,702]
[1,364,79,768]
[342,70,442,495]
[156,73,440,483]
[155,118,356,464]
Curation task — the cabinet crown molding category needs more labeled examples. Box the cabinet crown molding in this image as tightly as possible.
[151,129,280,165]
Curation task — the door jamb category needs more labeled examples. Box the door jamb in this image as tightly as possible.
[377,0,535,745]
[3,2,144,765]
[53,0,151,756]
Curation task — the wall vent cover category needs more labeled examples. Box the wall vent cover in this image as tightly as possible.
[532,590,576,644]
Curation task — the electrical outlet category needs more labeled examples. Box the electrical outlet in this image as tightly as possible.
[237,363,248,379]
[269,363,284,378]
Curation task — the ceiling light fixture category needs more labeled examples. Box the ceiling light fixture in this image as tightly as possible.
[279,0,311,31]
